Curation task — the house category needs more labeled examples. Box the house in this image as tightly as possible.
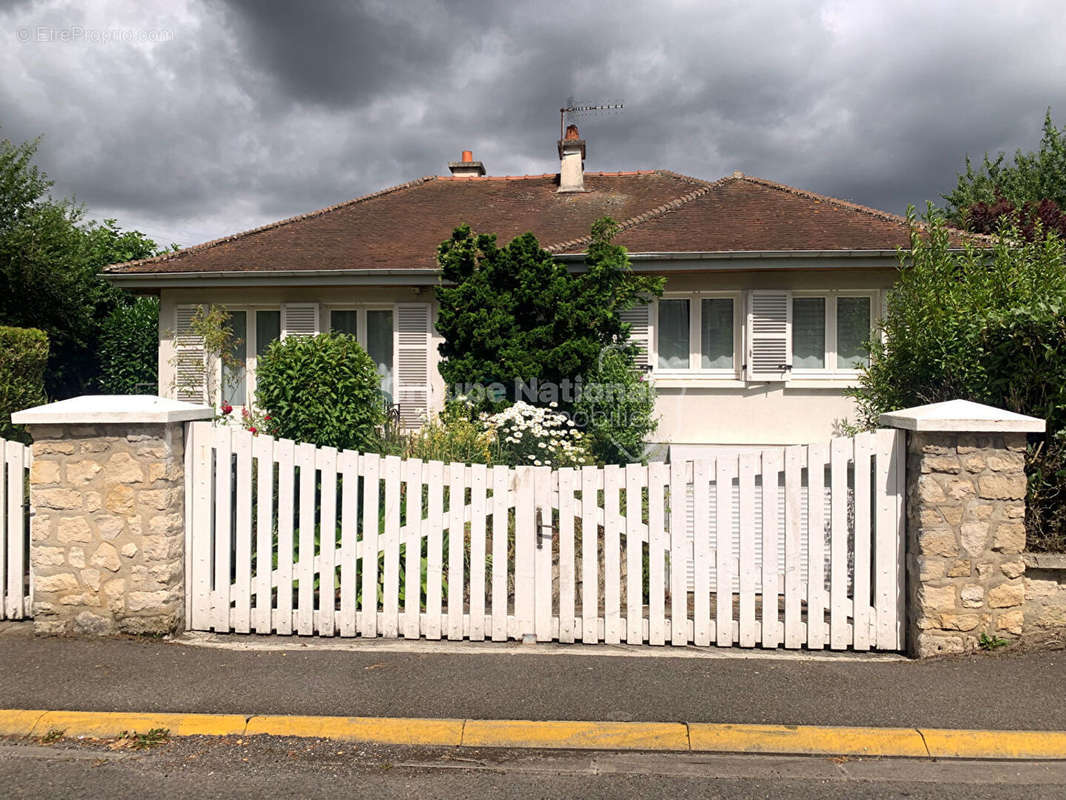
[104,128,973,453]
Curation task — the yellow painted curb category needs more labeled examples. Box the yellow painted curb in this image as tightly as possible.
[921,728,1066,760]
[463,719,689,751]
[31,711,248,739]
[244,715,464,746]
[688,723,929,758]
[2,709,1066,760]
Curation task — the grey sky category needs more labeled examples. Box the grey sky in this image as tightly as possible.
[1,0,1064,249]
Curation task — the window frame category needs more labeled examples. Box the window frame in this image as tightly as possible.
[790,290,877,377]
[213,305,281,408]
[652,291,741,378]
[327,304,396,401]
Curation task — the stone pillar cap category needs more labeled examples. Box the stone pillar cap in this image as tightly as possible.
[12,395,214,425]
[878,399,1045,433]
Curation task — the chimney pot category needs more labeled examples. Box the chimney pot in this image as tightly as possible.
[449,149,485,177]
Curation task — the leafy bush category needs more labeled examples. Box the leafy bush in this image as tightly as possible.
[380,403,496,464]
[572,346,657,464]
[435,218,663,411]
[849,210,1066,550]
[0,326,48,442]
[255,332,384,451]
[97,296,159,394]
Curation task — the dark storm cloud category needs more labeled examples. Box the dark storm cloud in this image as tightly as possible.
[1,0,1064,248]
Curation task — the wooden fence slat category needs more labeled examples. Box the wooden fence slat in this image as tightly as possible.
[514,467,535,639]
[581,465,601,644]
[737,452,758,648]
[251,433,275,633]
[0,439,8,618]
[829,437,850,649]
[490,466,509,642]
[715,455,736,647]
[603,465,623,645]
[468,463,488,641]
[360,453,381,638]
[892,429,907,650]
[5,440,25,618]
[316,446,339,637]
[212,426,233,633]
[669,460,689,646]
[624,464,645,645]
[783,445,805,648]
[402,459,424,639]
[692,459,713,646]
[447,462,466,641]
[557,468,576,643]
[274,437,295,635]
[852,433,874,651]
[648,462,667,646]
[338,449,359,637]
[295,441,317,636]
[381,455,402,638]
[190,424,212,631]
[805,442,827,649]
[760,449,783,649]
[424,460,444,640]
[534,466,553,642]
[232,430,254,633]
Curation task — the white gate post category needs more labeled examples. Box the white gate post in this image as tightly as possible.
[879,400,1044,658]
[13,396,212,636]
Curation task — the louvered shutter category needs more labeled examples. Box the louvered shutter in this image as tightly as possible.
[281,303,320,338]
[620,302,652,370]
[395,303,431,429]
[745,291,792,381]
[174,305,207,403]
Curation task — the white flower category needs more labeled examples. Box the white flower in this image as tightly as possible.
[534,460,542,466]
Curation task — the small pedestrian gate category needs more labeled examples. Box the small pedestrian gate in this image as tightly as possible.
[0,436,32,620]
[185,422,905,651]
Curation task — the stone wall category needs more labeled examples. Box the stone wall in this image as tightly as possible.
[906,431,1028,657]
[1024,553,1066,634]
[29,422,186,635]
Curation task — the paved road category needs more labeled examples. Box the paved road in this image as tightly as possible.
[3,735,1066,799]
[0,626,1063,730]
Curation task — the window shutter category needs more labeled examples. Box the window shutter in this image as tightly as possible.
[395,303,431,429]
[174,305,207,403]
[745,291,792,381]
[280,303,320,338]
[620,302,652,369]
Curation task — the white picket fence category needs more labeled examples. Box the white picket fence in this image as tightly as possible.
[185,422,905,651]
[0,437,32,620]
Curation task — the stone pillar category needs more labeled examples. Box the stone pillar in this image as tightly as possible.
[880,400,1045,657]
[12,396,212,636]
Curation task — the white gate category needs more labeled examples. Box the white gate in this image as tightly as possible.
[185,422,905,650]
[1,436,32,620]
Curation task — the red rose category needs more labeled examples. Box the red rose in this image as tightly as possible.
[249,427,257,434]
[221,404,233,414]
[264,414,271,420]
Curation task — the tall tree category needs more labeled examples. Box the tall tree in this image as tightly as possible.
[942,109,1066,239]
[0,133,164,398]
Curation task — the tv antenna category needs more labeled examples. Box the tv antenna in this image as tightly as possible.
[560,97,624,139]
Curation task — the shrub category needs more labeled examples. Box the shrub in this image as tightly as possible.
[572,346,657,464]
[400,404,495,464]
[97,296,159,394]
[255,332,384,451]
[849,209,1066,550]
[0,326,48,442]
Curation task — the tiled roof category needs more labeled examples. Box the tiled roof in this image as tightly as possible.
[106,171,978,274]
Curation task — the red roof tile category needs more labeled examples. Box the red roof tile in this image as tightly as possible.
[106,171,979,274]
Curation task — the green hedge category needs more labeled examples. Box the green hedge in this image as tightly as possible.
[0,326,48,443]
[255,332,384,451]
[97,296,159,394]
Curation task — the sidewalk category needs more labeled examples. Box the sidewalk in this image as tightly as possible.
[0,623,1063,732]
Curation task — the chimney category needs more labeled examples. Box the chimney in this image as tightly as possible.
[448,149,486,177]
[557,124,586,193]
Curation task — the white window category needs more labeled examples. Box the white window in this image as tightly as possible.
[791,292,875,375]
[218,307,283,407]
[654,293,738,374]
[328,307,395,403]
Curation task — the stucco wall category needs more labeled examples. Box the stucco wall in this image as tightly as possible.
[156,265,896,447]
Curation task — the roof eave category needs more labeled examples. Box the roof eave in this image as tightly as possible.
[103,268,443,288]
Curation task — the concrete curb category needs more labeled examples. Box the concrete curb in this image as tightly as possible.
[3,709,1066,760]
